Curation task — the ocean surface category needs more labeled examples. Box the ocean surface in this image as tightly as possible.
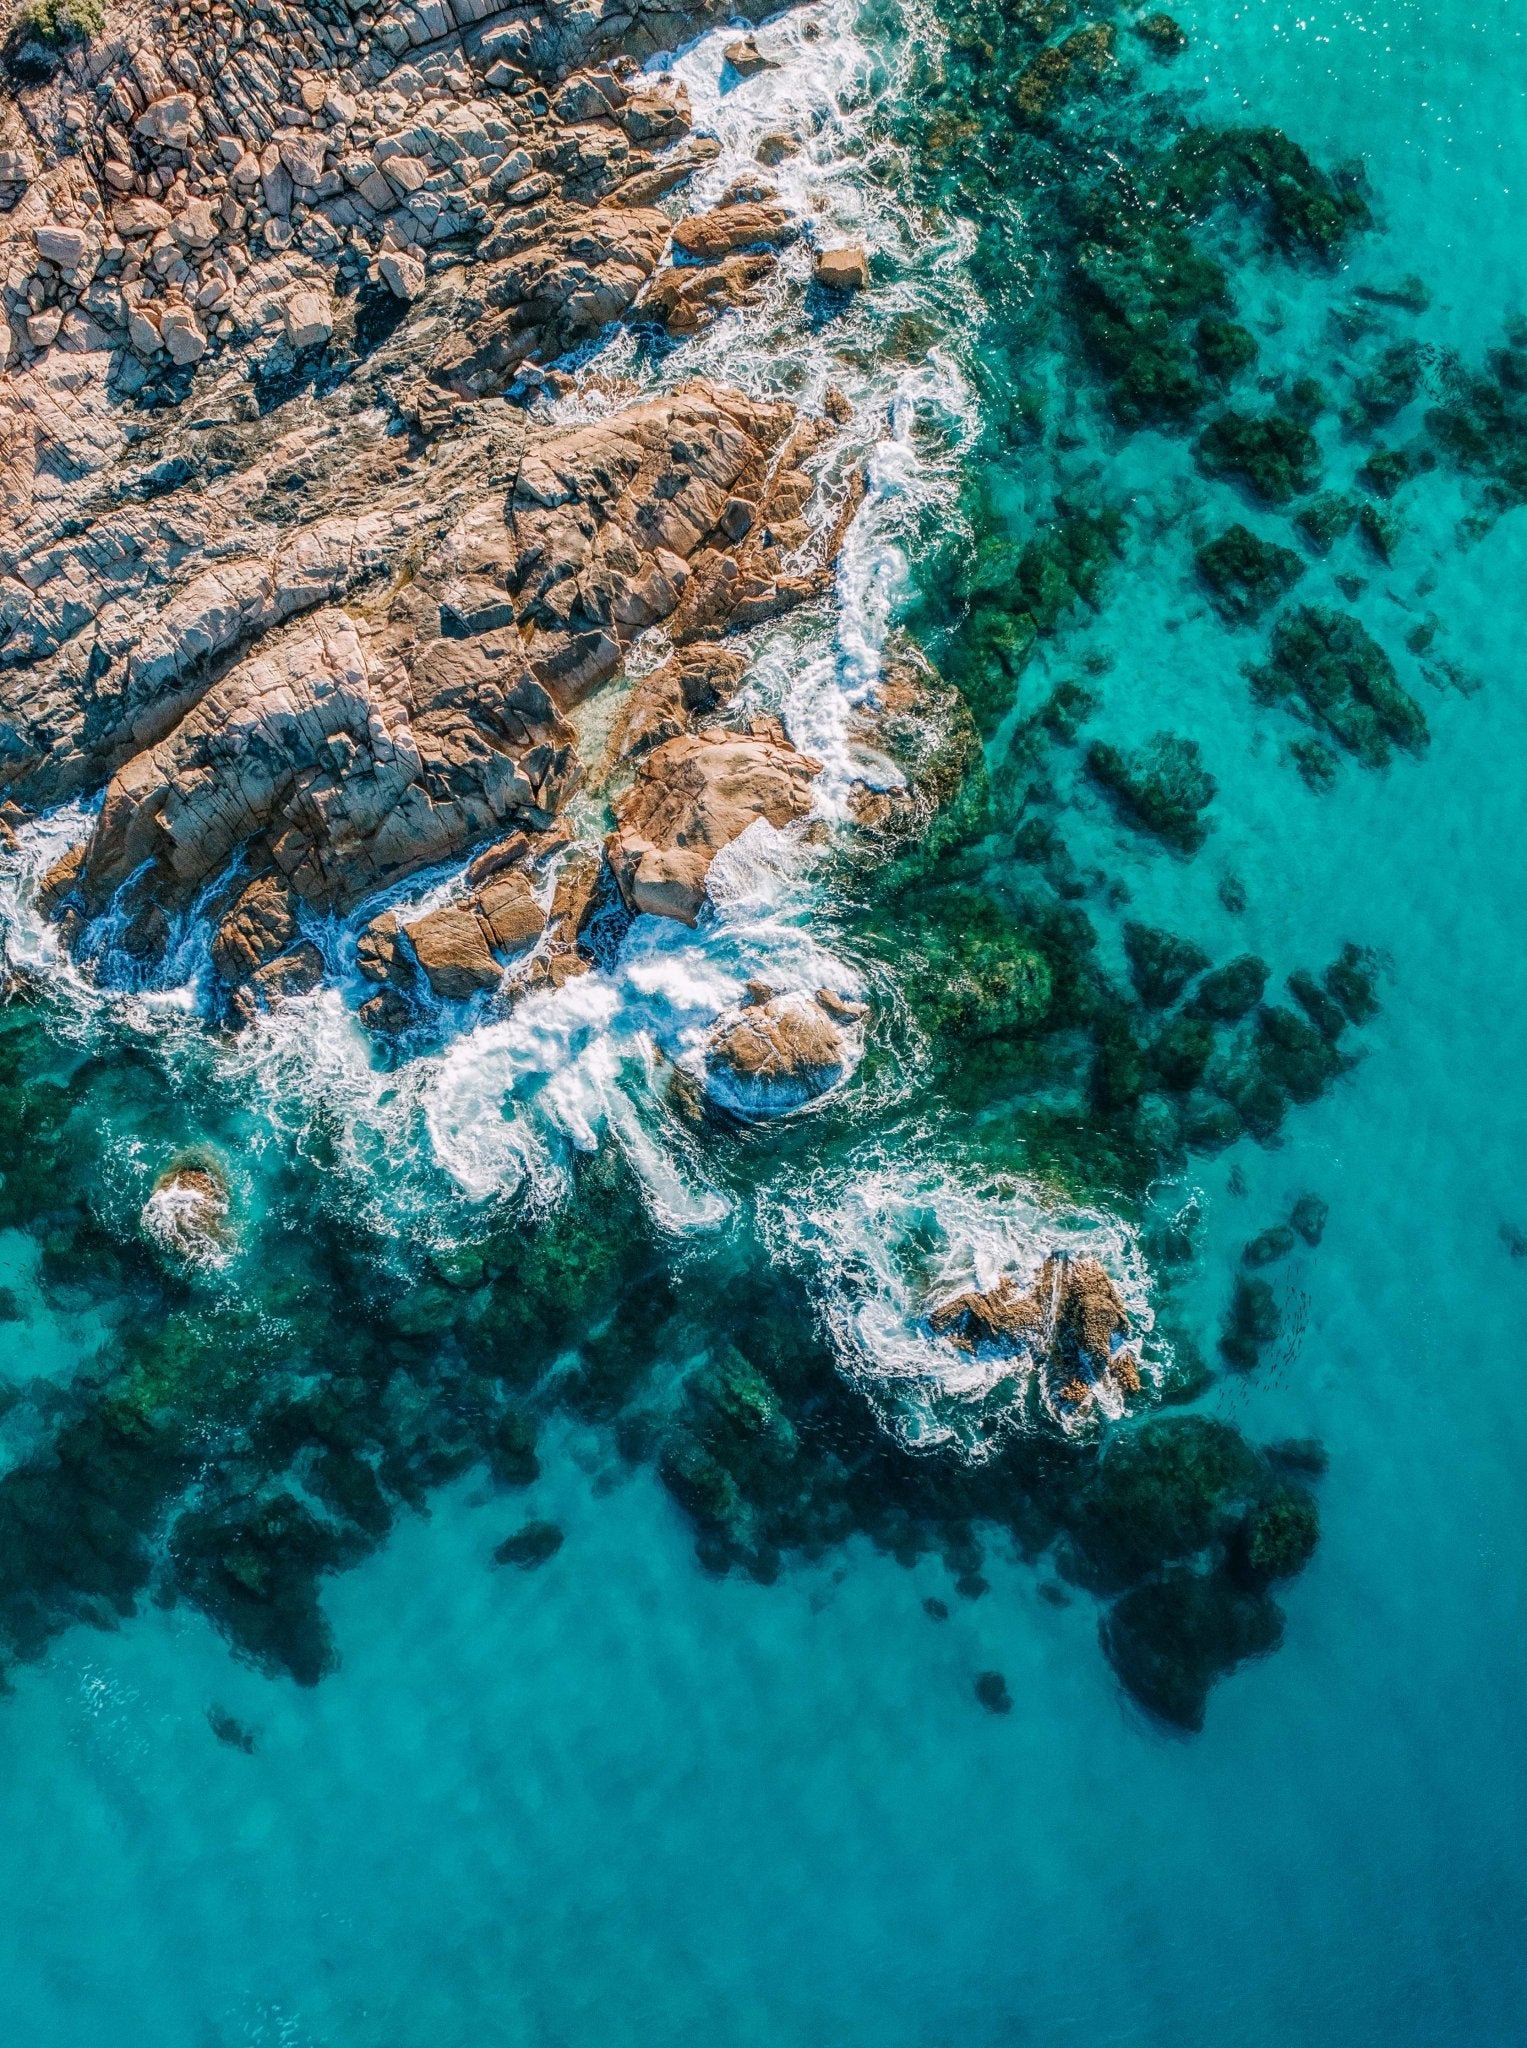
[3,1,1527,2042]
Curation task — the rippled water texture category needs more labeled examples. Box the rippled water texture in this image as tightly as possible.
[3,1,1527,2043]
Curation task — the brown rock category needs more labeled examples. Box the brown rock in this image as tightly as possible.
[359,987,414,1035]
[608,730,821,925]
[928,1253,1134,1396]
[671,204,797,262]
[755,131,801,167]
[59,387,795,923]
[465,832,532,890]
[546,845,603,951]
[404,905,501,1000]
[639,252,776,336]
[615,644,749,758]
[211,874,299,984]
[250,941,324,1006]
[708,993,846,1088]
[815,987,870,1022]
[355,909,414,988]
[36,842,86,917]
[476,871,545,956]
[435,208,670,398]
[814,244,869,291]
[1110,1350,1143,1394]
[723,36,777,77]
[143,1162,230,1262]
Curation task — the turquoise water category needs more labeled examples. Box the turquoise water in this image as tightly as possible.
[4,2,1527,2042]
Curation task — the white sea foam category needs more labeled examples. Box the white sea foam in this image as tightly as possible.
[760,1145,1160,1457]
[0,0,1157,1442]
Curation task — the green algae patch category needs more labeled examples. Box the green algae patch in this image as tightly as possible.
[901,890,1055,1043]
[1087,732,1217,852]
[1195,524,1305,623]
[1196,409,1322,504]
[1251,606,1426,768]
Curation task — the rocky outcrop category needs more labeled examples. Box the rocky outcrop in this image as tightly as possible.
[929,1253,1137,1410]
[608,727,821,924]
[55,380,824,934]
[0,0,866,1020]
[705,986,866,1106]
[612,643,748,760]
[141,1159,231,1263]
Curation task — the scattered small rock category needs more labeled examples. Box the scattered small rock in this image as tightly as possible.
[974,1670,1012,1715]
[493,1519,565,1569]
[207,1705,256,1753]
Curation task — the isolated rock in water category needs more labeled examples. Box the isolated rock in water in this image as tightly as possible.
[724,36,778,77]
[929,1254,1135,1404]
[143,1163,231,1265]
[814,245,870,291]
[756,131,802,167]
[608,730,822,924]
[707,992,853,1102]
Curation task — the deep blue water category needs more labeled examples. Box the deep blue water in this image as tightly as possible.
[4,3,1527,2043]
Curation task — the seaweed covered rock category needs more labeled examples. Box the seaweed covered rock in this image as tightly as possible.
[901,889,1054,1042]
[1251,607,1426,767]
[1087,732,1217,851]
[1195,524,1304,623]
[494,1520,564,1569]
[1067,1415,1263,1589]
[1426,320,1527,517]
[168,1491,369,1685]
[1219,1272,1280,1369]
[1235,1485,1319,1582]
[1165,125,1370,258]
[1295,492,1358,552]
[1013,24,1116,126]
[1103,1568,1284,1729]
[1190,953,1268,1021]
[1196,409,1322,503]
[1133,13,1188,56]
[1124,923,1211,1008]
[946,501,1121,727]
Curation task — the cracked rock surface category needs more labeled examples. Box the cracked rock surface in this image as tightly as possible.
[0,0,859,1018]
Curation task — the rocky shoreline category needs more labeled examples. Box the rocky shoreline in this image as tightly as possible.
[0,0,1414,1732]
[1,0,878,1044]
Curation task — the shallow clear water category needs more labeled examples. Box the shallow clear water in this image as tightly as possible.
[4,1,1527,2042]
